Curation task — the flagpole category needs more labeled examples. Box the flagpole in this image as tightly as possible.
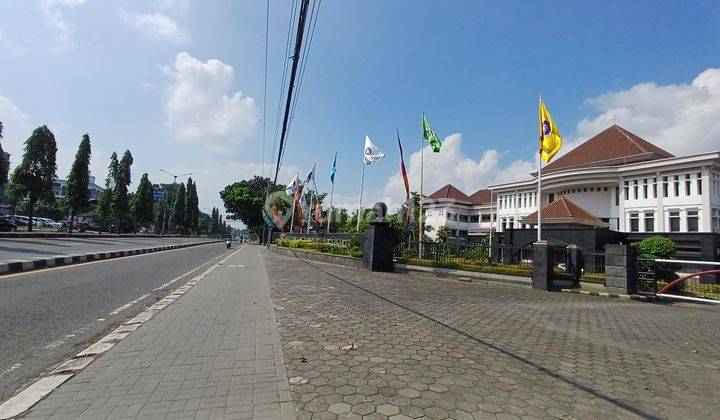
[488,189,494,259]
[327,151,336,233]
[290,191,297,233]
[357,163,366,232]
[537,95,542,242]
[419,114,424,253]
[307,188,314,233]
[327,181,334,232]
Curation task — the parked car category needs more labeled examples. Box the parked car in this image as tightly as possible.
[35,217,62,229]
[0,216,18,232]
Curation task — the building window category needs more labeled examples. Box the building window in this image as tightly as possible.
[697,173,702,195]
[673,175,679,197]
[663,176,668,197]
[644,212,654,232]
[687,210,699,232]
[632,180,638,199]
[652,178,657,198]
[629,212,639,232]
[604,187,608,192]
[624,181,629,200]
[713,208,720,232]
[615,187,619,206]
[548,193,555,203]
[669,211,681,232]
[685,175,691,196]
[480,214,489,222]
[642,179,648,199]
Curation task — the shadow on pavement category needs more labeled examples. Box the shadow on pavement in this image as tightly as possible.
[296,256,659,420]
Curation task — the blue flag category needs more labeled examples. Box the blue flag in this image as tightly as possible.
[329,151,337,183]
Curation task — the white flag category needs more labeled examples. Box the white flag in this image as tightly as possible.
[285,173,299,196]
[304,164,316,184]
[363,134,385,165]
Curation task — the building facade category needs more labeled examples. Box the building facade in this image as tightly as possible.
[423,125,720,237]
[53,175,104,201]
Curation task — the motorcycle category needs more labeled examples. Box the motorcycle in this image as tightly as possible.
[226,240,231,249]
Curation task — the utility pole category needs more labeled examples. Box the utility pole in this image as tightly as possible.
[159,169,192,235]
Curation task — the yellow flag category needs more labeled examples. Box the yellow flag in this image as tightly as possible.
[538,99,563,162]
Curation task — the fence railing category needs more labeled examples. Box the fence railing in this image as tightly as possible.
[652,259,720,303]
[394,241,491,266]
[583,251,606,276]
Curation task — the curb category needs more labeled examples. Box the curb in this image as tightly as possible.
[560,288,648,301]
[0,245,245,419]
[0,240,223,276]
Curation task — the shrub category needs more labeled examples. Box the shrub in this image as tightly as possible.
[633,236,677,259]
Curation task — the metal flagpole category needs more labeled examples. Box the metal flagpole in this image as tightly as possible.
[419,114,424,255]
[327,181,334,232]
[537,95,542,242]
[356,163,366,232]
[290,180,297,233]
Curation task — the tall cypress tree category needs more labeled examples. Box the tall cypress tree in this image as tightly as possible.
[66,134,92,233]
[10,125,57,231]
[171,183,186,233]
[95,152,117,231]
[184,178,198,234]
[133,173,154,227]
[112,150,133,233]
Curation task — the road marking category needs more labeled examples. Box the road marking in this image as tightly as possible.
[0,242,221,280]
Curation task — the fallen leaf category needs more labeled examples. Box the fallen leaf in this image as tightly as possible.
[342,341,357,352]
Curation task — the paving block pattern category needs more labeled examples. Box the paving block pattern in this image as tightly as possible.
[265,250,720,420]
[21,246,294,419]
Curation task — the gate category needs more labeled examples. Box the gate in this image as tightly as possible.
[636,258,658,294]
[635,258,720,303]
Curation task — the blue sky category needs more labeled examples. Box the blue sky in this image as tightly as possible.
[1,0,719,223]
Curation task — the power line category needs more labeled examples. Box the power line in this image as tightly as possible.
[279,0,321,169]
[272,0,311,185]
[261,0,270,180]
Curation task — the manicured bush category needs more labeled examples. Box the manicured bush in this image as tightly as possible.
[274,237,362,258]
[632,236,677,259]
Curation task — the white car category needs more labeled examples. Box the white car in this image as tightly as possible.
[34,217,62,228]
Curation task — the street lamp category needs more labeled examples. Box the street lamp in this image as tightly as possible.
[159,169,192,235]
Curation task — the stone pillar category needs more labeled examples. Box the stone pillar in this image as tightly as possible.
[605,244,637,295]
[361,202,396,272]
[566,244,582,284]
[532,241,552,291]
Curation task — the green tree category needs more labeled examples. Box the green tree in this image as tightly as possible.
[66,133,92,233]
[436,225,450,243]
[220,176,283,238]
[10,126,57,231]
[171,182,186,233]
[184,178,199,234]
[133,173,154,227]
[112,150,133,232]
[94,153,117,231]
[197,211,211,235]
[209,207,218,236]
[153,201,167,234]
[633,236,677,259]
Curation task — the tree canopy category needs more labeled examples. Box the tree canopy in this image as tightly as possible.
[171,182,186,232]
[66,133,92,229]
[133,173,154,225]
[220,176,283,236]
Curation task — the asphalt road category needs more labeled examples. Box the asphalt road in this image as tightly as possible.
[0,242,232,402]
[0,237,212,263]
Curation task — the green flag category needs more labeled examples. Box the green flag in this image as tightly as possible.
[422,114,441,153]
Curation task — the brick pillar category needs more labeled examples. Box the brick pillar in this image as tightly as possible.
[532,241,552,291]
[605,244,637,295]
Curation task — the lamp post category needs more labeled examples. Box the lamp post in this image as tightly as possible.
[160,169,192,235]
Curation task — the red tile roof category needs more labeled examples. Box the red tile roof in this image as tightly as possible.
[468,189,497,205]
[427,184,472,203]
[543,124,674,173]
[521,198,608,228]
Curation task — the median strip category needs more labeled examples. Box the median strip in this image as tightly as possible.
[0,240,222,276]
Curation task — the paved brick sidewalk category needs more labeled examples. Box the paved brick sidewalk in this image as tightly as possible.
[21,245,294,419]
[265,250,720,420]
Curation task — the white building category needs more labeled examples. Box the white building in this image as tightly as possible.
[423,125,720,236]
[422,185,495,241]
[53,175,104,201]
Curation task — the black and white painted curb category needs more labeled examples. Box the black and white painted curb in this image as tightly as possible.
[560,288,647,301]
[0,245,244,419]
[0,240,222,276]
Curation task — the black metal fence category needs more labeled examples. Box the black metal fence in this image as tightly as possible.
[394,241,491,266]
[636,258,720,302]
[583,251,606,275]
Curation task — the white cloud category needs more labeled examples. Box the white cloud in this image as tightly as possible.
[40,0,88,52]
[120,8,190,44]
[164,52,259,151]
[158,0,191,15]
[379,133,534,210]
[574,68,720,156]
[0,95,31,168]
